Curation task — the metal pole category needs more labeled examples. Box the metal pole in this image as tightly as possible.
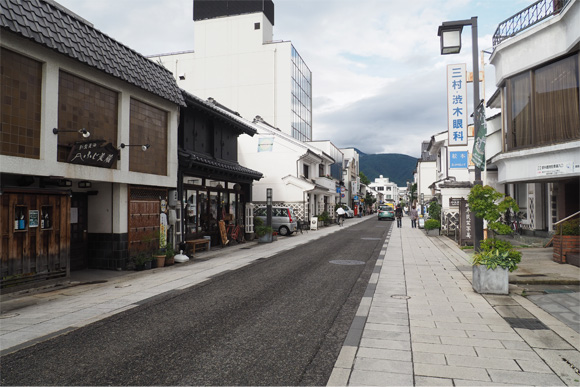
[470,17,484,252]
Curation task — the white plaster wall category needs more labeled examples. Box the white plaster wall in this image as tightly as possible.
[155,13,294,135]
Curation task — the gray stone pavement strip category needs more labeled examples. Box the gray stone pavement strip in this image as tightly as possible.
[328,224,580,387]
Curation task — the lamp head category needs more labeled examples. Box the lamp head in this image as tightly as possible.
[142,144,150,151]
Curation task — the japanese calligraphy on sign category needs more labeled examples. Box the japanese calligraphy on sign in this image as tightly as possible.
[67,140,118,168]
[447,64,468,146]
[449,151,468,169]
[459,198,475,246]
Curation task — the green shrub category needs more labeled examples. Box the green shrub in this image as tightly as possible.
[318,211,330,222]
[479,238,522,269]
[428,201,441,222]
[424,219,441,230]
[556,218,579,236]
[472,248,520,272]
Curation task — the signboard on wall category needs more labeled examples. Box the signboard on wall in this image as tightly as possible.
[449,151,468,168]
[459,199,475,246]
[447,64,468,146]
[67,140,118,168]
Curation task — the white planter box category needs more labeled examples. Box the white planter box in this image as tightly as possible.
[472,265,509,295]
[258,233,273,243]
[425,229,439,236]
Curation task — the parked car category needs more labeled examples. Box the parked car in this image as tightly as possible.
[377,205,395,221]
[340,205,354,218]
[254,206,297,236]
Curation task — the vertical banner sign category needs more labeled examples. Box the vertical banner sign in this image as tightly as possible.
[459,199,475,246]
[471,101,487,169]
[447,64,468,146]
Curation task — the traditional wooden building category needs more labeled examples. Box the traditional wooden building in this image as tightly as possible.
[1,0,184,290]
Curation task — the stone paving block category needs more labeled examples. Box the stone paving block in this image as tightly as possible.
[349,369,413,386]
[363,329,410,341]
[434,321,492,332]
[439,336,505,349]
[501,340,532,350]
[534,348,580,386]
[333,346,358,368]
[366,317,409,327]
[411,334,442,344]
[475,347,541,361]
[452,379,522,386]
[445,354,520,370]
[414,376,454,386]
[353,357,412,374]
[467,330,523,342]
[514,328,574,350]
[356,347,412,362]
[515,358,556,373]
[410,320,437,328]
[411,326,469,338]
[412,351,446,365]
[326,367,350,387]
[487,369,566,386]
[412,342,477,356]
[365,322,409,333]
[360,337,411,351]
[414,363,490,382]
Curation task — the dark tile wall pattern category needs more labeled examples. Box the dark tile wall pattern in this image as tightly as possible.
[0,48,42,159]
[129,98,167,176]
[57,71,119,163]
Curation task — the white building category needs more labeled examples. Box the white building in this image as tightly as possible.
[369,175,399,204]
[488,0,580,235]
[238,117,338,222]
[150,0,313,142]
[341,148,361,212]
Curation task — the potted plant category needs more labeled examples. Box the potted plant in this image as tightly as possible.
[153,248,166,268]
[133,252,150,271]
[254,217,274,243]
[165,244,175,266]
[318,211,330,227]
[424,219,440,236]
[552,218,579,264]
[467,185,521,294]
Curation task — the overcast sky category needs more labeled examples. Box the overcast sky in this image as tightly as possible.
[56,0,533,157]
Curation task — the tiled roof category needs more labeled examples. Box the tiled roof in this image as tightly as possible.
[178,149,263,181]
[181,90,257,136]
[0,0,185,106]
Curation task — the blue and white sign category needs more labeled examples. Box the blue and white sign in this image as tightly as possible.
[447,64,468,146]
[450,151,468,168]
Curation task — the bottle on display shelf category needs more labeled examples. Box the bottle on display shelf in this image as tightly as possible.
[44,212,50,229]
[41,210,45,229]
[19,210,25,230]
[15,210,19,230]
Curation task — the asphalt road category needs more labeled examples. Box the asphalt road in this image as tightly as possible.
[0,217,392,386]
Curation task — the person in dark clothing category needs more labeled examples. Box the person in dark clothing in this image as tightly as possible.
[395,204,403,228]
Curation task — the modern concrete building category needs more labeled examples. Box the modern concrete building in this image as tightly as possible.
[150,0,313,142]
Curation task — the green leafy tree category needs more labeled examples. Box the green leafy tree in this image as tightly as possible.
[359,172,371,186]
[467,185,519,236]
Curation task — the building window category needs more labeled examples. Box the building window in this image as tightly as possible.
[129,98,167,175]
[1,48,42,159]
[58,71,118,163]
[303,164,309,179]
[290,45,312,142]
[254,22,260,30]
[507,54,580,150]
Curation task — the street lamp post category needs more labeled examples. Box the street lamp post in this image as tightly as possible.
[438,16,484,252]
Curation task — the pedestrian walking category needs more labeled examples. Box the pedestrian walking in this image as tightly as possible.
[395,204,403,228]
[409,205,418,228]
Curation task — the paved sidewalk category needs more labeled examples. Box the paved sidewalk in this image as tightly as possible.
[328,225,580,386]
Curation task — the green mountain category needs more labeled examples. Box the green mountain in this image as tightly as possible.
[359,153,417,187]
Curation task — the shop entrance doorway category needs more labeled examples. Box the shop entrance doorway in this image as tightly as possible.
[70,193,88,271]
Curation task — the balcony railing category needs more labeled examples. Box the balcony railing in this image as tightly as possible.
[492,0,570,47]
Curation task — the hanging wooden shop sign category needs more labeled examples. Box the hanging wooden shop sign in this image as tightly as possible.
[67,140,118,168]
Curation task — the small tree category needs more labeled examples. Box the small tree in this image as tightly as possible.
[467,185,518,236]
[428,200,441,222]
[359,172,371,186]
